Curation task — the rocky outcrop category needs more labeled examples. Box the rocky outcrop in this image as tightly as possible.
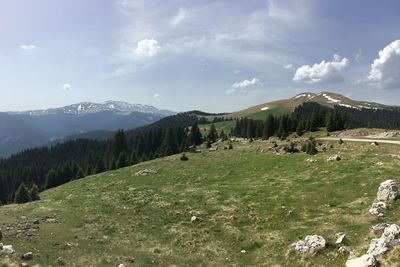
[346,254,377,267]
[367,224,400,256]
[291,235,326,253]
[377,180,398,201]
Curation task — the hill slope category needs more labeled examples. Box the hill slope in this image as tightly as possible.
[1,139,400,266]
[231,92,390,118]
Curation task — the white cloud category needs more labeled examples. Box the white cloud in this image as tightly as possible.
[226,78,261,94]
[20,44,37,50]
[367,39,400,90]
[63,83,72,91]
[171,8,186,28]
[284,64,293,69]
[135,39,161,57]
[293,54,349,84]
[153,93,160,98]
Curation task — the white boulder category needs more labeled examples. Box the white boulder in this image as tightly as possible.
[377,180,398,201]
[346,254,377,267]
[327,155,341,162]
[369,201,387,216]
[335,233,347,244]
[371,223,390,234]
[0,243,15,255]
[291,235,326,253]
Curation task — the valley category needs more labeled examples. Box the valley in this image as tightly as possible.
[1,136,400,266]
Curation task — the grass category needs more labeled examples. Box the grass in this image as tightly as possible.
[1,139,400,266]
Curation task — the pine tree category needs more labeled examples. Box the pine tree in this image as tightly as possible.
[116,152,128,169]
[29,183,40,201]
[189,122,203,145]
[14,182,32,204]
[207,124,218,143]
[111,129,128,160]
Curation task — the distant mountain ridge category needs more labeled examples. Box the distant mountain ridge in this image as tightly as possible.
[0,101,175,157]
[8,100,175,117]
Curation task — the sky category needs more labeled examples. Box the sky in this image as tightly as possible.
[1,0,400,113]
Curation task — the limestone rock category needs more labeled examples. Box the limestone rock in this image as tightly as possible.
[369,201,387,216]
[346,254,377,267]
[371,223,390,234]
[21,252,33,260]
[135,169,157,176]
[291,235,326,253]
[367,224,400,256]
[327,155,341,162]
[338,246,349,253]
[0,243,15,255]
[335,233,347,244]
[118,264,125,267]
[190,216,197,223]
[377,179,398,201]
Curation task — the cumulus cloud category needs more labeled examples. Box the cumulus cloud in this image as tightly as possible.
[226,78,261,94]
[284,64,293,69]
[20,44,37,50]
[367,39,400,90]
[63,83,72,91]
[153,93,160,98]
[355,49,363,62]
[293,54,349,84]
[135,39,161,57]
[171,8,186,27]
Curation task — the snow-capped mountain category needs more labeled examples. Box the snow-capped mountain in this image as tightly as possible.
[10,101,175,117]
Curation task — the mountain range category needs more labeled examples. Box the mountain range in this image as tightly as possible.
[0,101,175,157]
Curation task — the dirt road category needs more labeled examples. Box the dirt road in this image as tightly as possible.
[319,137,400,145]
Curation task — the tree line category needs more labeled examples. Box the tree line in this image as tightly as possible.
[0,113,204,205]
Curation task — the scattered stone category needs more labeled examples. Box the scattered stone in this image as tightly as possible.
[376,162,384,166]
[0,243,15,255]
[371,223,390,234]
[291,235,326,253]
[338,246,349,253]
[190,216,197,223]
[335,233,347,244]
[367,223,400,256]
[306,158,317,163]
[118,264,125,267]
[369,201,387,216]
[377,179,398,201]
[20,263,29,267]
[21,252,33,260]
[135,169,157,177]
[32,219,40,225]
[327,155,341,162]
[240,249,246,254]
[345,254,377,267]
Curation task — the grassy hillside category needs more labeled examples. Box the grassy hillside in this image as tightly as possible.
[1,139,400,266]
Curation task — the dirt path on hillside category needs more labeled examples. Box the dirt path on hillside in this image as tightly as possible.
[319,137,400,145]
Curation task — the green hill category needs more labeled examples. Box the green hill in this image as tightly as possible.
[1,139,400,266]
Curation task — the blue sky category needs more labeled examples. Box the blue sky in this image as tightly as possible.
[1,0,400,112]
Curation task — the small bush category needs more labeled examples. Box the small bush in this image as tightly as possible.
[180,153,189,161]
[305,137,318,155]
[284,142,299,153]
[339,138,344,145]
[228,143,233,149]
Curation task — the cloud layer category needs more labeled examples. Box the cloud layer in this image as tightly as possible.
[293,54,349,84]
[367,39,400,90]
